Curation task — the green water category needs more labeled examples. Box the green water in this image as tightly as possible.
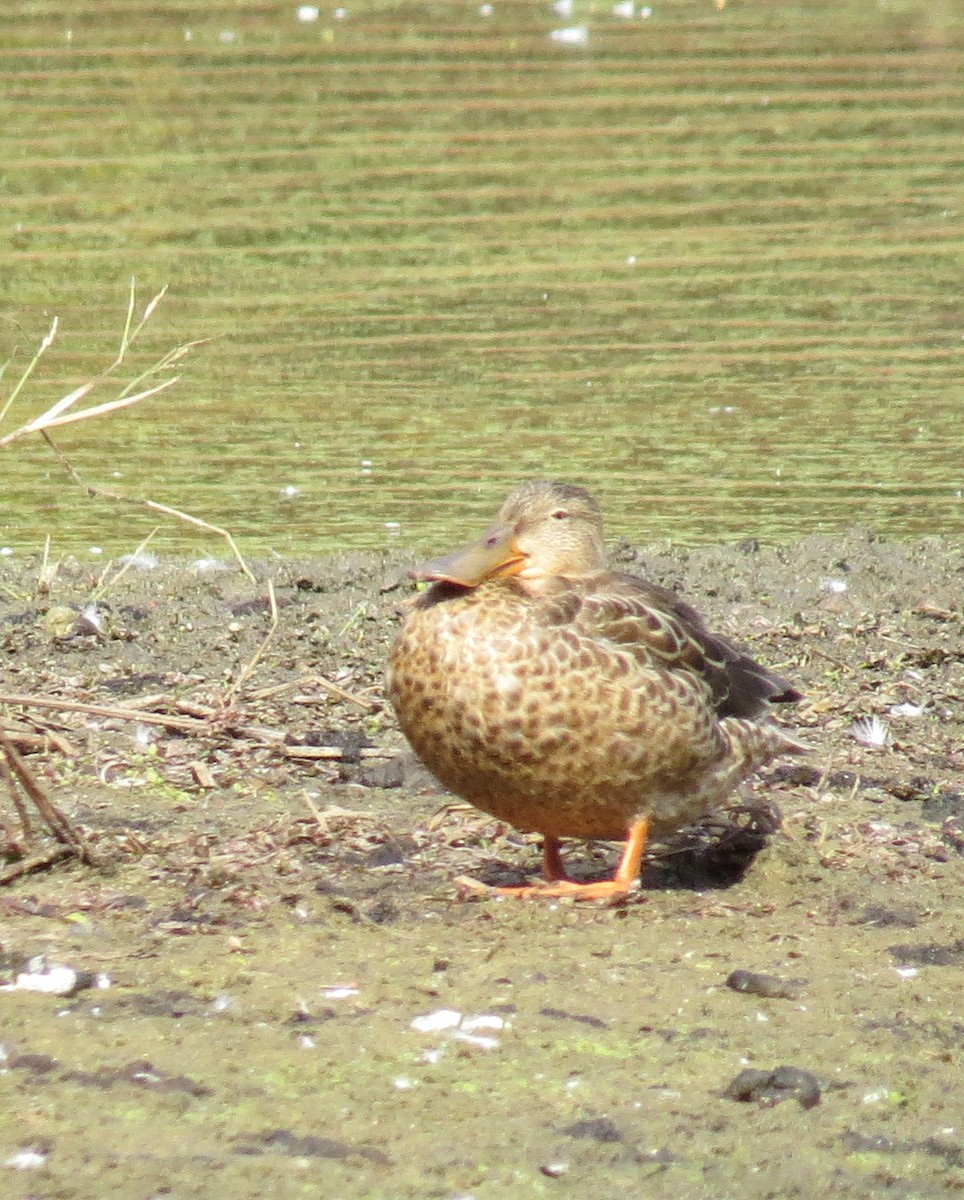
[0,0,961,557]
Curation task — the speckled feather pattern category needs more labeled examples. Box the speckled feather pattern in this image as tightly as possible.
[388,573,800,841]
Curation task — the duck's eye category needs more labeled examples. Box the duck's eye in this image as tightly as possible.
[550,509,568,520]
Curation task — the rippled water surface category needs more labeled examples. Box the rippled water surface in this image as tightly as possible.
[1,0,961,556]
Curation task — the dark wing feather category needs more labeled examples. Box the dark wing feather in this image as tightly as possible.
[542,572,801,719]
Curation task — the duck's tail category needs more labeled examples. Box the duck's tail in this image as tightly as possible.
[722,718,811,772]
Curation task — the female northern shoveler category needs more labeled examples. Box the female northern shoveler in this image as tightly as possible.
[387,480,804,900]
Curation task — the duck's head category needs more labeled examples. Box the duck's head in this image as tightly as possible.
[412,480,606,590]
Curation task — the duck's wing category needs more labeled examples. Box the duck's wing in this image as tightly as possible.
[542,572,801,720]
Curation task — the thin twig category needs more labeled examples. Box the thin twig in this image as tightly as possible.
[287,675,379,711]
[117,275,139,362]
[0,316,58,427]
[40,431,257,584]
[0,757,33,834]
[0,731,101,864]
[282,745,392,761]
[0,691,286,746]
[0,692,209,735]
[250,674,377,710]
[37,533,57,596]
[90,527,160,603]
[0,845,75,885]
[807,645,860,676]
[0,721,75,757]
[224,579,280,702]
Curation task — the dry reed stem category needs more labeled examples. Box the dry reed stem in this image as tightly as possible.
[0,691,289,748]
[0,279,187,447]
[0,731,102,869]
[0,280,256,583]
[0,692,211,735]
[0,690,388,764]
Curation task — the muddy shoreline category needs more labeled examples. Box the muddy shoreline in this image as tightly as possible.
[1,532,962,1198]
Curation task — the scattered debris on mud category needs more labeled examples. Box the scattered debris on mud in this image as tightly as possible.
[1,532,961,1198]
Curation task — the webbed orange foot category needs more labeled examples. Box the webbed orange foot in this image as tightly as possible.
[453,819,649,903]
[454,875,637,902]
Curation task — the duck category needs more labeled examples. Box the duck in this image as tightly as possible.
[387,480,805,900]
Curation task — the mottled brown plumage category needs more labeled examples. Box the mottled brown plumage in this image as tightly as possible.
[387,481,804,899]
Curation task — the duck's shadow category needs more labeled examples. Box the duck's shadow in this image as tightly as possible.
[466,803,782,894]
[643,802,782,891]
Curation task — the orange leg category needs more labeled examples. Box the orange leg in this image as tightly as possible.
[454,818,649,902]
[542,836,572,883]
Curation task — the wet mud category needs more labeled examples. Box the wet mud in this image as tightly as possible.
[0,531,962,1198]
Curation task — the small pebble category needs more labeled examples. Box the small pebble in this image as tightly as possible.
[410,1009,505,1050]
[724,1065,822,1109]
[1,958,107,997]
[75,602,107,638]
[725,969,803,1000]
[5,1148,48,1170]
[410,1009,462,1034]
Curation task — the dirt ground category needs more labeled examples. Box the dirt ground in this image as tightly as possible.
[0,530,962,1200]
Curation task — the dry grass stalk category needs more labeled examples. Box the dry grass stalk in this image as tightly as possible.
[0,281,185,447]
[0,690,290,749]
[0,692,212,735]
[0,280,256,583]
